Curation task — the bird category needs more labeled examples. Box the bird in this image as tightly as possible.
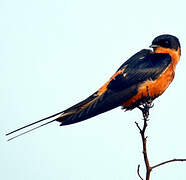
[6,34,181,141]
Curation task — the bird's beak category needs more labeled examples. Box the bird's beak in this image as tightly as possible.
[149,44,159,48]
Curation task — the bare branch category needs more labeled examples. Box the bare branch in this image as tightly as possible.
[135,86,186,179]
[135,121,142,132]
[135,86,153,180]
[137,164,144,180]
[136,100,153,180]
[152,159,186,169]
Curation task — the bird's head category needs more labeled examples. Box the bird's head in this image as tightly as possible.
[150,34,181,53]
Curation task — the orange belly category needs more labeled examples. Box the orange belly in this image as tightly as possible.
[122,64,175,109]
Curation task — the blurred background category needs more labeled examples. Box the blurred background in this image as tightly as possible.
[1,0,186,179]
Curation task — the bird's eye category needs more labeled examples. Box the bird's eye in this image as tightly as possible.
[165,40,169,44]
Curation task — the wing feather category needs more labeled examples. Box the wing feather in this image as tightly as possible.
[58,49,172,125]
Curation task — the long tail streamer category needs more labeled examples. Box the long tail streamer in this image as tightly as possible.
[6,111,63,141]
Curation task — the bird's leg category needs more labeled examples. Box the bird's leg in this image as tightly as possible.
[138,86,154,120]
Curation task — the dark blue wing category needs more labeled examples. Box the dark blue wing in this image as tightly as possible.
[59,49,172,125]
[108,49,172,90]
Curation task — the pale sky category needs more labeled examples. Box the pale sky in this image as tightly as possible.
[1,0,186,179]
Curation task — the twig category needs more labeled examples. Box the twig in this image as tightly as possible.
[152,158,186,169]
[135,99,152,180]
[137,165,143,180]
[135,86,186,179]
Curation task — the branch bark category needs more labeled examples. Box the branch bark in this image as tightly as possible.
[135,99,153,180]
[135,91,186,179]
[152,159,186,169]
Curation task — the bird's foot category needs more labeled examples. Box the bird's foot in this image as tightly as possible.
[138,100,153,119]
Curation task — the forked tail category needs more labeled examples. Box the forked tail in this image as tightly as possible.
[6,111,64,141]
[6,86,130,141]
[6,91,104,141]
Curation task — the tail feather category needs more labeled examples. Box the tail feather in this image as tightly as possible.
[6,111,64,136]
[6,111,64,141]
[7,119,57,141]
[57,90,125,125]
[57,85,137,125]
[6,84,137,141]
[5,92,101,140]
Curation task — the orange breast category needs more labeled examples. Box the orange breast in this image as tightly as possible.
[122,64,174,108]
[122,47,181,109]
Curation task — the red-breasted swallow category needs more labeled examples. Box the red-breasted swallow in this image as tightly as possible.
[6,34,181,140]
